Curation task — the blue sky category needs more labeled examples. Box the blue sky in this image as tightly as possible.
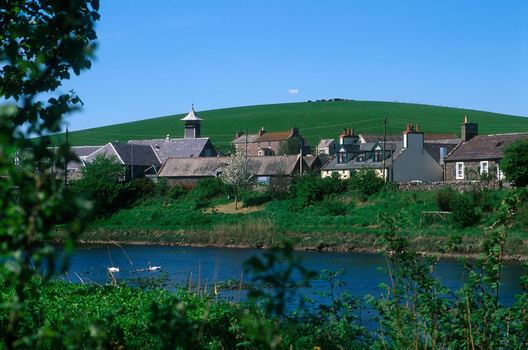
[62,0,528,130]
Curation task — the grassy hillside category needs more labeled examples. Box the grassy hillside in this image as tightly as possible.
[59,100,528,151]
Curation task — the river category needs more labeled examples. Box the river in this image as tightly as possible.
[62,244,526,310]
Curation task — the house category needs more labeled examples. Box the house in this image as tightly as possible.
[84,142,161,180]
[321,128,403,180]
[321,124,444,182]
[316,139,336,156]
[157,155,307,187]
[232,127,310,156]
[444,117,528,181]
[49,145,102,182]
[128,106,217,162]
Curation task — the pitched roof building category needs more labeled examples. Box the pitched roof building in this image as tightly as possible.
[232,127,310,156]
[128,105,218,162]
[85,142,161,180]
[444,118,528,181]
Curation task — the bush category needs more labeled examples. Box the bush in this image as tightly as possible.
[450,193,480,228]
[241,191,273,207]
[168,185,187,200]
[349,169,385,196]
[436,187,456,211]
[289,174,346,209]
[187,178,230,208]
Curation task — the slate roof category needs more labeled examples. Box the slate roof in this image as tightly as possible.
[360,133,459,143]
[445,133,528,162]
[247,155,302,175]
[424,143,458,163]
[72,146,102,157]
[85,142,161,166]
[232,134,260,144]
[322,142,405,171]
[128,138,212,162]
[158,155,304,178]
[317,139,335,148]
[158,157,228,177]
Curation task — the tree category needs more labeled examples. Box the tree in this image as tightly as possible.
[70,154,124,217]
[502,140,528,187]
[278,136,304,155]
[0,1,99,347]
[220,152,253,209]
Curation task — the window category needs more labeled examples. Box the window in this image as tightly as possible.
[480,161,489,175]
[257,176,270,185]
[455,162,464,179]
[257,149,264,157]
[373,150,382,162]
[497,163,504,180]
[356,153,366,162]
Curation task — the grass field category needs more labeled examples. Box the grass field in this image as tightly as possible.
[57,100,528,152]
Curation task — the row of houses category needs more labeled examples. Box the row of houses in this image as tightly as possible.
[65,106,528,186]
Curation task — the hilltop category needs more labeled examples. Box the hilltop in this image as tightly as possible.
[59,100,528,152]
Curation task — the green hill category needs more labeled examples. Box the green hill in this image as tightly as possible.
[60,100,528,152]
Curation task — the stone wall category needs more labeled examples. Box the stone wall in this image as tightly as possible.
[397,180,502,192]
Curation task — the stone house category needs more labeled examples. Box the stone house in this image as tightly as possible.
[232,127,310,156]
[84,142,161,181]
[444,119,528,181]
[128,106,217,162]
[157,155,307,187]
[316,139,336,156]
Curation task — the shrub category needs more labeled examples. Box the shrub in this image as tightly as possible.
[450,193,480,228]
[436,187,456,211]
[501,139,528,187]
[318,197,351,216]
[154,177,169,197]
[187,178,230,208]
[241,191,273,207]
[289,174,346,209]
[349,169,385,196]
[168,185,187,200]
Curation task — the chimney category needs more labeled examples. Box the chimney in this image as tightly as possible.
[235,131,244,138]
[166,134,170,140]
[402,122,424,149]
[258,127,266,136]
[461,115,478,142]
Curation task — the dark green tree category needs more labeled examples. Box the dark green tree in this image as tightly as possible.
[0,1,99,347]
[70,154,124,217]
[502,139,528,187]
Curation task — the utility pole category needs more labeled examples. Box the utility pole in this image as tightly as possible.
[382,117,387,181]
[244,128,248,171]
[64,127,68,187]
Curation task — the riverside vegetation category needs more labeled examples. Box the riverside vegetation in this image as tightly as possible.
[75,158,528,257]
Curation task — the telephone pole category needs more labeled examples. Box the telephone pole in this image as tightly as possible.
[382,117,387,181]
[64,127,68,187]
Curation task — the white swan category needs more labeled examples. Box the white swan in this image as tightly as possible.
[108,266,120,273]
[147,262,161,271]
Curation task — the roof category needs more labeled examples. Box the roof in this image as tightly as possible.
[180,106,202,121]
[232,129,297,143]
[85,142,161,166]
[256,131,293,142]
[158,157,228,177]
[246,155,302,175]
[322,142,405,171]
[445,133,528,162]
[72,146,102,158]
[128,138,212,162]
[360,133,459,143]
[317,139,335,148]
[158,155,304,178]
[423,143,458,163]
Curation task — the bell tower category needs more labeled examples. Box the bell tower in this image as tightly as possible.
[181,104,202,139]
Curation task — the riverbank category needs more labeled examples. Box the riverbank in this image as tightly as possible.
[76,228,528,261]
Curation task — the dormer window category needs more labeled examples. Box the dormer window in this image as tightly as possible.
[337,151,348,164]
[356,153,366,162]
[373,150,382,162]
